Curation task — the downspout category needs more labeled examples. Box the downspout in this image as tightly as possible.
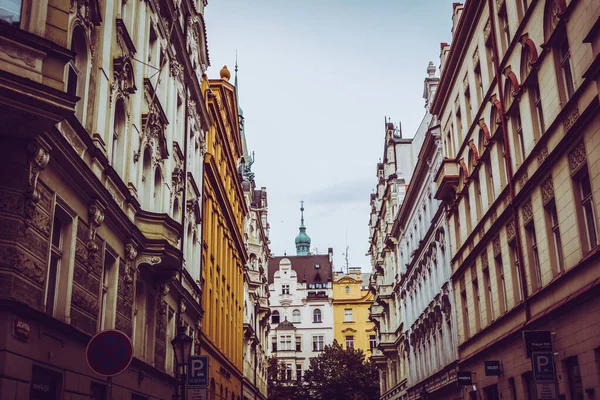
[486,0,530,320]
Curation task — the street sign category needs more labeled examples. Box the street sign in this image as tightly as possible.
[86,330,133,377]
[457,371,472,385]
[532,352,556,382]
[188,355,209,387]
[536,383,558,400]
[484,361,502,376]
[188,388,208,400]
[523,330,552,358]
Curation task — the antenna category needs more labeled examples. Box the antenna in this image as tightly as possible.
[342,230,349,274]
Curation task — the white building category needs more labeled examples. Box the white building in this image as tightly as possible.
[267,206,335,385]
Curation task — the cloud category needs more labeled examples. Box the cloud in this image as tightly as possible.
[301,176,374,209]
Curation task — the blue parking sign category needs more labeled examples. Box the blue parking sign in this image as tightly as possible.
[188,355,209,387]
[532,351,555,382]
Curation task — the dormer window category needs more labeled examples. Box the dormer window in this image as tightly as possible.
[315,264,320,269]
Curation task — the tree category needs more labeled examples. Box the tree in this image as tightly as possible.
[267,356,301,400]
[299,341,380,400]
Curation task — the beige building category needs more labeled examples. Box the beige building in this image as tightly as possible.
[0,0,216,399]
[432,0,600,399]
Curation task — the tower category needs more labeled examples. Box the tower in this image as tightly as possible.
[295,201,311,255]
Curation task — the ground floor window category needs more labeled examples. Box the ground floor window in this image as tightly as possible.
[30,366,62,400]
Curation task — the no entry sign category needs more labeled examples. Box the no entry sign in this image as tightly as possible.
[86,330,133,377]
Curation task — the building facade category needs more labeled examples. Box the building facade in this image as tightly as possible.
[200,66,248,399]
[368,119,410,400]
[432,1,600,399]
[391,65,461,400]
[332,267,375,355]
[0,0,212,398]
[239,66,271,400]
[267,208,335,392]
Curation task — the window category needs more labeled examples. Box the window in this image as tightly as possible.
[464,84,473,128]
[483,267,493,323]
[271,336,277,352]
[345,335,354,350]
[511,105,526,165]
[47,205,75,318]
[312,335,324,351]
[474,61,484,104]
[545,201,564,273]
[142,148,153,208]
[0,0,22,25]
[499,7,510,53]
[496,136,508,189]
[271,310,280,324]
[68,26,89,123]
[281,284,290,295]
[279,335,292,351]
[296,364,302,381]
[344,308,353,322]
[485,159,495,205]
[313,308,322,323]
[508,377,517,400]
[472,276,481,331]
[526,222,542,290]
[30,366,62,400]
[292,309,301,323]
[285,364,292,381]
[370,335,377,350]
[153,167,162,212]
[112,99,127,176]
[473,173,483,221]
[345,285,350,293]
[99,250,117,330]
[455,102,463,143]
[464,192,472,234]
[528,77,544,140]
[559,38,575,101]
[461,284,469,340]
[522,371,536,400]
[576,170,598,251]
[509,241,523,303]
[295,336,302,351]
[90,382,107,400]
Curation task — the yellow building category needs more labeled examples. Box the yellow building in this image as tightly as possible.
[200,66,248,400]
[333,267,376,355]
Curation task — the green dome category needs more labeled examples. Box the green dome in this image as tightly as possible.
[295,201,311,255]
[295,230,311,245]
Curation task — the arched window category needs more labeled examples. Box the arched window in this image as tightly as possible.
[544,0,574,103]
[505,79,526,166]
[210,379,216,400]
[68,25,89,124]
[154,166,162,212]
[521,43,544,141]
[313,308,322,323]
[292,309,301,323]
[173,198,181,222]
[271,310,280,324]
[142,148,152,208]
[345,286,350,293]
[112,99,127,176]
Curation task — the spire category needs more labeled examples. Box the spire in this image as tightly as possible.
[295,200,311,256]
[234,50,239,97]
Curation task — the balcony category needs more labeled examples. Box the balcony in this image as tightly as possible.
[434,158,459,202]
[307,291,328,299]
[377,284,394,301]
[370,304,385,319]
[134,210,183,279]
[378,332,398,354]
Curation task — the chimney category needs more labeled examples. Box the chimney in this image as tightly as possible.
[328,247,334,264]
[451,3,464,38]
[439,42,451,74]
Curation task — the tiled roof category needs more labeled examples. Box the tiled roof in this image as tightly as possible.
[268,254,333,284]
[275,319,296,331]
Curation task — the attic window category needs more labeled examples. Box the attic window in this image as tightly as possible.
[315,264,320,269]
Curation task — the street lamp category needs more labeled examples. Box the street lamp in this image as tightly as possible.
[171,326,192,400]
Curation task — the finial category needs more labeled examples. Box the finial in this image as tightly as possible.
[220,65,231,81]
[300,200,305,227]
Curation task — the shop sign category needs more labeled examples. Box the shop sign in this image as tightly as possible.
[457,371,472,385]
[523,330,552,358]
[484,360,501,376]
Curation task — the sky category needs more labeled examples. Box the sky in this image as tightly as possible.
[205,0,456,271]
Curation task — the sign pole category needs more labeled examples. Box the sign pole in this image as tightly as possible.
[105,376,112,400]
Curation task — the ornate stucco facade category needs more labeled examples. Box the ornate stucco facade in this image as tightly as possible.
[200,68,248,399]
[0,0,212,399]
[332,267,375,356]
[433,0,600,399]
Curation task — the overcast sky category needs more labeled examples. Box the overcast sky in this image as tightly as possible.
[205,0,455,271]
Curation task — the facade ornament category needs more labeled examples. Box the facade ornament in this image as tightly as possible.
[541,178,555,206]
[493,236,501,257]
[537,145,549,167]
[506,220,516,241]
[86,200,105,271]
[170,60,184,80]
[24,138,51,226]
[522,199,534,224]
[124,242,138,287]
[472,48,480,66]
[568,142,587,175]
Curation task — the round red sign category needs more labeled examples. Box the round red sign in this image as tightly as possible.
[86,330,133,377]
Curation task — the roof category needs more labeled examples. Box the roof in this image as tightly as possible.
[268,254,333,284]
[275,319,296,331]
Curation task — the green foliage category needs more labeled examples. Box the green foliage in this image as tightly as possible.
[298,341,380,400]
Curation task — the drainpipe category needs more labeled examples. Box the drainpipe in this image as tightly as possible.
[486,0,530,320]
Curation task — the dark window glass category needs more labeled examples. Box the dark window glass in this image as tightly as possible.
[0,0,22,26]
[30,366,62,400]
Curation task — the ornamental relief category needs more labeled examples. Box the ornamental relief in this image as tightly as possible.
[493,236,501,257]
[541,178,555,205]
[568,142,587,175]
[537,144,549,167]
[506,220,516,241]
[522,199,534,224]
[563,104,580,132]
[0,244,45,285]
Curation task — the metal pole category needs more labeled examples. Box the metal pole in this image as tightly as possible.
[181,371,187,400]
[105,376,112,400]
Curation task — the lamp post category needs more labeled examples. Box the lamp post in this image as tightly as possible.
[171,326,193,400]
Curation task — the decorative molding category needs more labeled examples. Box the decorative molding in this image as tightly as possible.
[519,171,529,190]
[481,251,489,269]
[568,142,586,175]
[506,220,516,241]
[472,48,480,66]
[563,104,580,132]
[484,20,492,42]
[124,242,137,287]
[522,199,534,224]
[86,200,105,271]
[541,178,555,206]
[537,145,549,167]
[493,237,501,257]
[468,140,480,166]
